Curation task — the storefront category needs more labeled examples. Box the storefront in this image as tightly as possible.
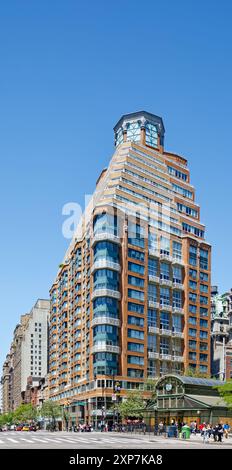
[152,374,232,426]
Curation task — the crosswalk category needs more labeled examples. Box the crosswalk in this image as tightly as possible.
[0,432,147,446]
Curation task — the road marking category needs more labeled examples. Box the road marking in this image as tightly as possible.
[30,438,49,443]
[6,438,18,443]
[19,438,34,443]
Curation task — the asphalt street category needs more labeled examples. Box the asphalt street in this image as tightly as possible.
[0,430,231,449]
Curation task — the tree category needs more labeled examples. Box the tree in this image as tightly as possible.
[185,367,210,379]
[40,400,61,430]
[216,380,232,408]
[14,404,37,423]
[117,390,145,420]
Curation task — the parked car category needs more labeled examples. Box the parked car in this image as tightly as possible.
[9,425,16,431]
[29,425,37,432]
[16,425,23,431]
[22,425,30,431]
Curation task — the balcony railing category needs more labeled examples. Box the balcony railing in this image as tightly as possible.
[91,259,121,273]
[148,274,159,283]
[148,326,160,334]
[148,351,159,359]
[172,257,184,266]
[173,306,184,314]
[160,279,172,287]
[160,353,172,361]
[160,303,172,312]
[91,343,120,354]
[148,300,160,309]
[148,248,159,257]
[160,328,172,336]
[91,232,120,246]
[91,316,120,327]
[172,355,184,362]
[172,330,184,338]
[172,281,184,290]
[92,288,121,300]
[160,253,172,262]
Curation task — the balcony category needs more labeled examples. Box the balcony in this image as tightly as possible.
[172,257,184,266]
[172,281,184,290]
[148,351,159,359]
[91,259,121,273]
[91,232,120,246]
[160,279,172,287]
[160,253,172,262]
[160,303,172,312]
[148,248,159,258]
[91,316,120,327]
[148,326,160,334]
[91,343,120,354]
[160,353,172,361]
[173,306,184,315]
[92,288,121,300]
[148,300,160,309]
[160,328,172,337]
[148,274,159,283]
[172,330,184,339]
[172,355,184,362]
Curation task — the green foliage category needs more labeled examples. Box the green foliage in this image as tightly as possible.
[216,380,232,408]
[117,390,145,420]
[185,367,210,379]
[14,404,37,423]
[0,412,14,426]
[40,400,61,420]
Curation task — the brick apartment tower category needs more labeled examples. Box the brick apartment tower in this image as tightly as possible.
[48,111,211,426]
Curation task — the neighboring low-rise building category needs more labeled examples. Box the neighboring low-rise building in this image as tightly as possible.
[211,286,232,380]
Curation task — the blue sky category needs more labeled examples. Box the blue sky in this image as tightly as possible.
[0,0,232,370]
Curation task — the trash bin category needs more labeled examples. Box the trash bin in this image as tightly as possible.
[181,425,191,439]
[167,425,177,438]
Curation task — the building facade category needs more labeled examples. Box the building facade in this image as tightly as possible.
[211,286,232,380]
[1,299,50,412]
[48,110,211,426]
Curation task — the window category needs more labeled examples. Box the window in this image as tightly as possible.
[128,222,144,248]
[189,293,197,303]
[128,302,144,314]
[127,368,144,378]
[200,307,208,317]
[199,365,208,373]
[172,183,193,199]
[200,330,208,339]
[128,316,144,327]
[189,317,197,325]
[148,334,157,352]
[173,290,182,308]
[173,266,182,283]
[128,289,144,301]
[148,284,157,302]
[148,231,157,250]
[160,337,170,355]
[189,304,197,314]
[128,261,144,275]
[172,314,181,332]
[128,329,144,340]
[189,340,197,350]
[128,342,144,353]
[128,275,144,288]
[172,241,182,260]
[160,262,170,280]
[128,248,145,262]
[200,319,208,328]
[145,122,158,147]
[200,249,208,270]
[148,309,157,327]
[200,342,208,351]
[148,258,158,276]
[160,236,170,255]
[127,121,141,143]
[168,166,187,181]
[200,295,208,305]
[189,280,197,290]
[160,311,170,330]
[189,352,197,360]
[128,356,144,365]
[200,284,208,293]
[189,245,197,266]
[200,272,208,281]
[160,287,170,307]
[189,268,197,279]
[183,223,204,238]
[189,328,197,337]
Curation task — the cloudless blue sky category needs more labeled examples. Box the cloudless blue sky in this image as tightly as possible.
[1,0,232,370]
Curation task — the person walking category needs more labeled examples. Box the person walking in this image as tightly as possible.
[218,424,223,442]
[223,422,230,439]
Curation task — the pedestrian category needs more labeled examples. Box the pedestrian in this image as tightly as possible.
[223,422,230,439]
[202,424,210,444]
[213,424,219,442]
[158,421,164,435]
[218,424,223,442]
